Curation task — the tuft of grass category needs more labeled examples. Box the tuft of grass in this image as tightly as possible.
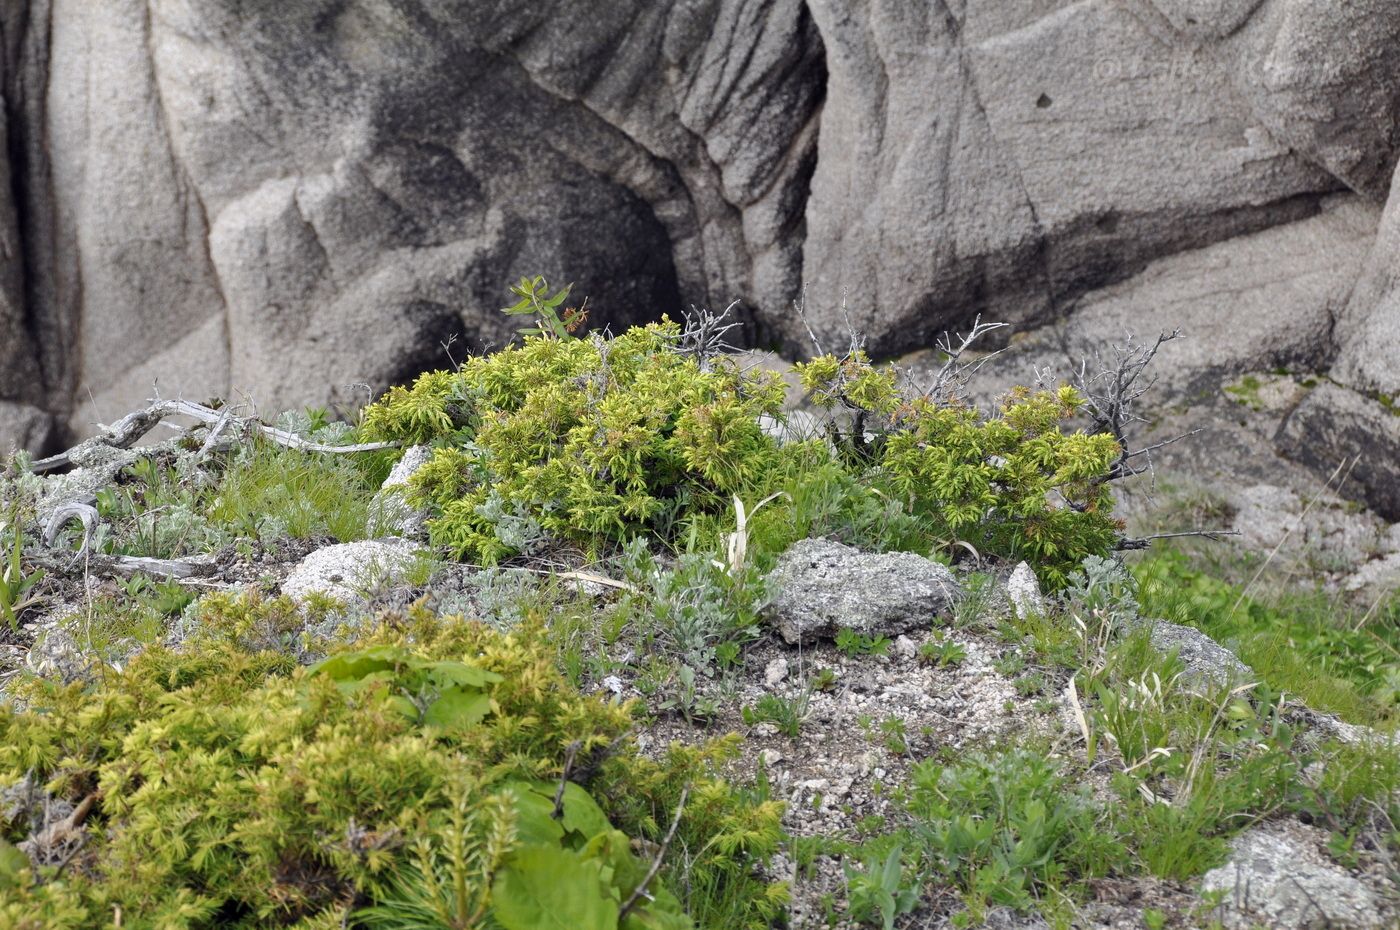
[208,438,384,543]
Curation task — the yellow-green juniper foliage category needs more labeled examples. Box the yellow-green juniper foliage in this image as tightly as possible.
[365,319,1123,583]
[0,600,785,929]
[364,321,787,562]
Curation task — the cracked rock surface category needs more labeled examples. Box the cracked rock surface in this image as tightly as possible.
[3,0,1400,502]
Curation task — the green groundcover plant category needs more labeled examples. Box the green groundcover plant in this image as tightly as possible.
[0,599,785,929]
[362,282,1123,583]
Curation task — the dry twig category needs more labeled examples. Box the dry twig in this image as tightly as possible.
[617,786,690,922]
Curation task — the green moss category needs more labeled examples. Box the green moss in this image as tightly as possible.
[1223,374,1265,411]
[0,602,784,929]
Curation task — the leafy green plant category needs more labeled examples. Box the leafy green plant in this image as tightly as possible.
[1062,556,1140,631]
[742,692,811,740]
[208,436,384,543]
[835,628,890,658]
[879,717,910,756]
[363,279,1127,580]
[359,777,691,930]
[0,603,784,928]
[904,750,1123,915]
[653,662,721,726]
[119,574,196,617]
[87,457,229,559]
[0,506,42,632]
[364,320,787,563]
[1134,551,1400,724]
[845,845,919,930]
[797,353,1122,586]
[621,542,767,674]
[501,275,586,340]
[918,637,967,668]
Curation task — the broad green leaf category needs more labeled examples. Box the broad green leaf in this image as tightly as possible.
[621,885,693,930]
[421,688,492,731]
[556,781,612,843]
[581,828,643,891]
[307,646,404,683]
[424,661,504,689]
[502,782,565,846]
[386,695,419,720]
[0,839,27,889]
[492,846,617,930]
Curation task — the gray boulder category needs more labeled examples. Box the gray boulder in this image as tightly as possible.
[1142,619,1252,690]
[1334,158,1400,400]
[1276,382,1400,522]
[1201,821,1392,930]
[762,538,960,645]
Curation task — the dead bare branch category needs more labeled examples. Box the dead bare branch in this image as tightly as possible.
[676,302,743,366]
[29,398,398,474]
[791,285,825,357]
[909,315,1010,402]
[551,741,582,821]
[43,502,100,561]
[1069,330,1184,482]
[1115,529,1242,551]
[617,785,689,923]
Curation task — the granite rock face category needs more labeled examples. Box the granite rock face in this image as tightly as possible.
[1,0,1399,508]
[1276,382,1400,522]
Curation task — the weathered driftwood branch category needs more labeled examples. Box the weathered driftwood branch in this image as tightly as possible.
[29,398,398,474]
[40,501,219,578]
[42,502,101,560]
[1115,529,1241,551]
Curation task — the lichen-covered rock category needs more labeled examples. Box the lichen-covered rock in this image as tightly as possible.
[1141,619,1252,690]
[281,539,421,606]
[762,538,959,645]
[1200,821,1392,930]
[1276,382,1400,521]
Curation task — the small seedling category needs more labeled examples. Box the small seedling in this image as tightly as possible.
[0,508,44,631]
[919,637,967,668]
[836,628,891,658]
[845,845,919,930]
[880,717,910,755]
[742,691,810,739]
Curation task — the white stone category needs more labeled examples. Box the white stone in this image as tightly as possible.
[281,539,421,606]
[1201,822,1388,929]
[1007,562,1045,619]
[764,657,790,687]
